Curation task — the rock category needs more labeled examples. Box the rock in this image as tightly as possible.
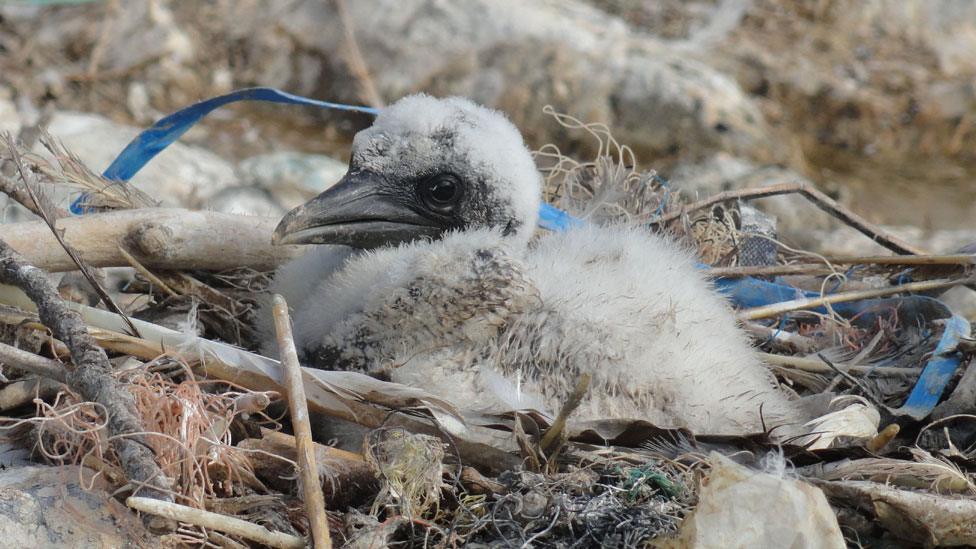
[94,1,193,75]
[0,197,35,225]
[610,54,772,162]
[690,0,976,156]
[237,151,346,209]
[0,465,154,548]
[0,92,19,135]
[811,226,976,256]
[670,452,845,549]
[666,152,754,198]
[940,286,976,322]
[44,111,237,209]
[253,0,780,163]
[207,185,285,217]
[0,441,30,470]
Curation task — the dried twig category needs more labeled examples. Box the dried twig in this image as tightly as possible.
[126,496,305,549]
[0,376,62,411]
[708,264,837,278]
[0,340,67,382]
[822,254,976,266]
[759,352,916,377]
[239,429,378,508]
[335,0,384,107]
[540,373,591,453]
[738,277,974,320]
[0,237,173,512]
[710,254,976,278]
[651,182,926,255]
[272,294,331,549]
[117,245,178,298]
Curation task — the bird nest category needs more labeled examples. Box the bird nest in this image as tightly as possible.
[0,110,974,548]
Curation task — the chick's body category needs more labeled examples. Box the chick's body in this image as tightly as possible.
[265,94,803,435]
[272,225,799,434]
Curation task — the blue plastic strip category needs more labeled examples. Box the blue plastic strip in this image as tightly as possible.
[93,87,968,418]
[71,87,379,213]
[538,203,584,231]
[896,314,970,419]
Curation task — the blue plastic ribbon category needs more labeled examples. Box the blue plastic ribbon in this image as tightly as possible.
[94,86,967,418]
[71,87,379,213]
[538,203,584,231]
[896,313,970,419]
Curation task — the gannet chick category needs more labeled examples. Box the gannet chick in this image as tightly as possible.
[268,95,804,435]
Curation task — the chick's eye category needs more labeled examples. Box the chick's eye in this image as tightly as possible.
[418,174,462,214]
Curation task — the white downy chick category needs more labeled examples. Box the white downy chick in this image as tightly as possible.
[266,94,806,435]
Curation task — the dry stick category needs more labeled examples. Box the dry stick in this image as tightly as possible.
[335,0,384,108]
[0,376,62,411]
[539,373,591,452]
[272,295,332,549]
[708,264,837,278]
[820,254,976,266]
[650,182,926,256]
[709,254,976,278]
[0,238,174,515]
[126,496,305,549]
[0,173,64,218]
[0,340,68,382]
[738,277,973,321]
[117,245,179,298]
[1,208,301,272]
[759,352,918,377]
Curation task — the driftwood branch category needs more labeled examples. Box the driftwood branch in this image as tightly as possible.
[1,208,304,272]
[0,237,173,508]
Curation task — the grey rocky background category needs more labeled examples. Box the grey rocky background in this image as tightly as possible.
[0,2,975,539]
[0,0,974,253]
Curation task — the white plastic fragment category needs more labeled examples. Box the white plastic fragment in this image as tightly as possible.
[672,452,845,549]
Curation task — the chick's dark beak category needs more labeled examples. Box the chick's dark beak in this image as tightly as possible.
[272,170,441,248]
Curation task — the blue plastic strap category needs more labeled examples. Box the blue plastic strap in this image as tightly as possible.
[896,314,970,419]
[72,87,379,213]
[538,203,584,231]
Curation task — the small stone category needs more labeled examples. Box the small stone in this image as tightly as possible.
[0,465,155,548]
[207,185,285,217]
[237,151,347,208]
